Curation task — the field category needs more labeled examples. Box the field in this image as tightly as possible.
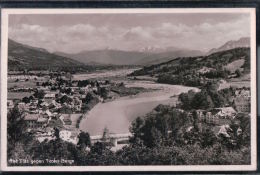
[8,92,33,100]
[8,80,37,89]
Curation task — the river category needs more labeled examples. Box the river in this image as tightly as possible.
[78,69,199,136]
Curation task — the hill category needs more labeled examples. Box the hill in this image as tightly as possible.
[207,37,250,55]
[8,39,84,71]
[130,47,250,87]
[135,49,204,65]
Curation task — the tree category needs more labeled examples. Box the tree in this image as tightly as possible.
[77,131,91,149]
[129,117,145,146]
[59,105,72,114]
[149,127,163,147]
[54,127,60,140]
[99,87,108,99]
[235,69,242,77]
[219,122,243,150]
[65,88,72,95]
[90,142,107,155]
[22,97,30,104]
[205,81,219,92]
[192,90,214,110]
[60,95,72,104]
[87,141,118,165]
[200,128,217,148]
[8,107,27,144]
[178,90,196,110]
[7,107,32,159]
[34,90,45,99]
[209,91,226,108]
[83,92,94,103]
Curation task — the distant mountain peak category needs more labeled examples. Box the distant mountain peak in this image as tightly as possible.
[207,37,250,55]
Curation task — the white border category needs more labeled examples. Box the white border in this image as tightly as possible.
[1,8,257,172]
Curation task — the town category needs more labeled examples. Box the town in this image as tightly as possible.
[7,68,251,151]
[7,70,147,149]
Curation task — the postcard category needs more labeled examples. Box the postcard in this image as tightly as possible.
[0,8,256,171]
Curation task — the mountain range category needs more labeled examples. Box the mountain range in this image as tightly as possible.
[8,37,250,70]
[55,48,204,66]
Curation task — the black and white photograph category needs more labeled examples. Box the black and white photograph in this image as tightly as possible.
[0,8,257,171]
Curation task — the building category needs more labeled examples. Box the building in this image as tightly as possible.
[24,114,39,128]
[195,110,205,122]
[203,107,237,125]
[59,114,72,125]
[234,88,250,113]
[234,96,250,113]
[44,93,56,99]
[205,112,219,124]
[59,130,79,144]
[7,100,14,110]
[24,114,48,129]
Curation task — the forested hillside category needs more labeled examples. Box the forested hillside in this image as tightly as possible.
[130,47,250,87]
[8,39,84,71]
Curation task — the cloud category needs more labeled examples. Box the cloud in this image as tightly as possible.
[8,14,250,53]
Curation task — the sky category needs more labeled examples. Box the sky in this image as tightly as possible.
[8,13,251,53]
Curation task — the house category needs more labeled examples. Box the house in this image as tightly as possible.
[205,107,237,125]
[40,101,49,108]
[235,88,250,97]
[59,130,72,142]
[213,107,237,118]
[212,125,230,137]
[234,96,250,113]
[59,114,72,125]
[7,100,14,110]
[37,117,48,128]
[24,114,48,129]
[24,114,39,129]
[17,102,29,111]
[233,88,250,113]
[205,112,219,124]
[59,129,79,144]
[44,93,56,99]
[45,110,53,117]
[195,110,205,122]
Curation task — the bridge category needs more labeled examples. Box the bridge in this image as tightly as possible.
[90,133,132,147]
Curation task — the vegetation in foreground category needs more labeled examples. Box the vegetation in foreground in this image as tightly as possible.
[8,97,250,166]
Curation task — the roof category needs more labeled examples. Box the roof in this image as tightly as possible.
[215,107,236,113]
[212,107,236,116]
[37,117,48,123]
[212,125,230,136]
[46,110,53,116]
[60,114,72,122]
[44,93,56,98]
[24,114,39,121]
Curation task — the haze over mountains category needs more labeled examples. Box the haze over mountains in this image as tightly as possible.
[54,36,250,66]
[8,37,250,70]
[55,48,204,66]
[55,50,150,66]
